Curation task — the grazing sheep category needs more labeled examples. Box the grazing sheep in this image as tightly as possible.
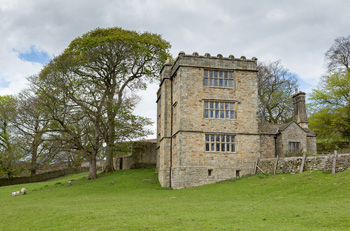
[11,192,16,197]
[21,188,27,195]
[15,191,20,196]
[67,181,72,186]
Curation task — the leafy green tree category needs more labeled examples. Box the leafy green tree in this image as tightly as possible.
[31,27,170,178]
[14,89,50,175]
[257,60,299,123]
[309,72,350,144]
[0,95,22,178]
[64,27,171,172]
[309,35,350,146]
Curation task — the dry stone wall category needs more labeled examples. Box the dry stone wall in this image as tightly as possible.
[258,153,350,174]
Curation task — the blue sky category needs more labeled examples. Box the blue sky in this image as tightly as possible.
[0,0,349,137]
[17,46,51,65]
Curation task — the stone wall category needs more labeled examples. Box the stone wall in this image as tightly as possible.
[114,141,157,170]
[260,134,275,159]
[258,153,350,174]
[0,167,89,187]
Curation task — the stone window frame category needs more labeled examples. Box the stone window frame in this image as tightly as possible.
[205,134,236,153]
[203,100,237,120]
[288,141,300,153]
[203,70,234,89]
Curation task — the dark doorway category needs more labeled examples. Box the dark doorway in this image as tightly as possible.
[119,158,123,170]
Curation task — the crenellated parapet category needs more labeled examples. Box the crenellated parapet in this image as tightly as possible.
[160,52,258,81]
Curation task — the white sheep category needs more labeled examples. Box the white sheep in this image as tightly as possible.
[67,181,72,186]
[21,188,27,195]
[11,192,16,197]
[15,191,20,196]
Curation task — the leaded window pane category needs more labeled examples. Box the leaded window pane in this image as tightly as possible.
[214,79,218,86]
[220,111,224,118]
[229,80,233,88]
[204,110,209,118]
[215,110,219,118]
[204,78,208,86]
[214,71,218,78]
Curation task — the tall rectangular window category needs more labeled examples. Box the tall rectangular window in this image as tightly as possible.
[205,134,236,153]
[204,100,236,119]
[204,70,234,89]
[289,142,300,153]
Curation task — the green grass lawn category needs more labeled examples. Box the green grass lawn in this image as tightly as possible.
[1,169,350,231]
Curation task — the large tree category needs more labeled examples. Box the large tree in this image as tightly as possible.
[14,89,50,175]
[0,95,22,178]
[309,72,350,143]
[325,35,350,73]
[257,60,299,123]
[32,27,170,178]
[64,27,171,172]
[309,35,350,145]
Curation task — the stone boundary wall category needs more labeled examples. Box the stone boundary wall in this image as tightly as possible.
[258,153,350,174]
[0,167,89,187]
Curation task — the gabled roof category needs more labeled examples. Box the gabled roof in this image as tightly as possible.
[259,121,316,137]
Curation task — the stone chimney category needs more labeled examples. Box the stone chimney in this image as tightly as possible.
[292,90,308,129]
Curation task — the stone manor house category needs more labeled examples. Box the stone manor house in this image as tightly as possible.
[156,52,316,189]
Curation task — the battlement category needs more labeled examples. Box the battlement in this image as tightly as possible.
[161,52,258,79]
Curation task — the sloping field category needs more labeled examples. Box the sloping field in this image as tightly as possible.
[1,168,349,230]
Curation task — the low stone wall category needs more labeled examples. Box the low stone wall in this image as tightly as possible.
[258,153,350,174]
[0,167,89,187]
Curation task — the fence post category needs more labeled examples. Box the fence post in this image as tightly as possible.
[254,157,259,174]
[332,150,337,175]
[300,152,306,174]
[274,155,279,175]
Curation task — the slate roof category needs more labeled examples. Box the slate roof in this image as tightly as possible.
[258,121,316,137]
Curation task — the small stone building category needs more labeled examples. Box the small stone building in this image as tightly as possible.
[113,140,157,170]
[156,52,316,189]
[259,91,317,159]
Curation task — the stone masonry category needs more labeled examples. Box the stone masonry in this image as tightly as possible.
[157,52,260,189]
[156,52,317,189]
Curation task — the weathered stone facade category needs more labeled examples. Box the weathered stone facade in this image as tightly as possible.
[113,140,157,170]
[258,91,317,158]
[157,52,260,189]
[157,52,316,189]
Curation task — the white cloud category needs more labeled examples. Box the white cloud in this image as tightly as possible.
[1,0,350,137]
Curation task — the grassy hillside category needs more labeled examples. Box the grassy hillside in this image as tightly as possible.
[1,168,350,231]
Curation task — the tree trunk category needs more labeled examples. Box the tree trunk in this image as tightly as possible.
[104,143,115,173]
[103,93,116,173]
[30,145,38,176]
[88,154,97,180]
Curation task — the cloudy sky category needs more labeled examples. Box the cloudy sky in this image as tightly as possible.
[1,0,349,138]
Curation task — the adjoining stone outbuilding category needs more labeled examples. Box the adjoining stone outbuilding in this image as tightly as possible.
[156,52,316,189]
[259,91,317,159]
